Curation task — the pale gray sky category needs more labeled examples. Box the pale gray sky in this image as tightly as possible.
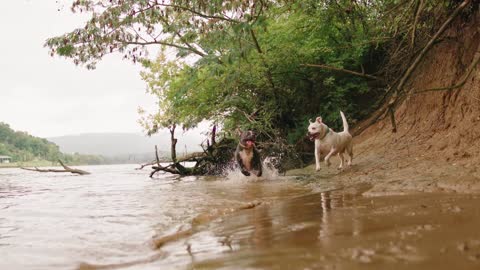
[0,0,159,138]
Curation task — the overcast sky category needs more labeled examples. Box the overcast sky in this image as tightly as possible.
[0,1,161,138]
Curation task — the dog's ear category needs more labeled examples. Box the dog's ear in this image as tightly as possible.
[316,117,323,123]
[235,128,243,137]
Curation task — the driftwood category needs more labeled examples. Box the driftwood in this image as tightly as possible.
[149,124,236,177]
[149,125,191,177]
[21,160,90,175]
[176,151,206,162]
[135,160,157,170]
[149,145,178,177]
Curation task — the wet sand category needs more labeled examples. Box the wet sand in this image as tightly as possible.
[157,185,480,270]
[3,165,480,270]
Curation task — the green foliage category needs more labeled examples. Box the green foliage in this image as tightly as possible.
[0,122,61,162]
[47,0,470,145]
[137,0,384,142]
[56,45,75,56]
[61,152,106,165]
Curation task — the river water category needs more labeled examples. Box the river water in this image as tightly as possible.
[2,164,480,270]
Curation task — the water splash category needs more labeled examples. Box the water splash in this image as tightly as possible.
[224,158,279,181]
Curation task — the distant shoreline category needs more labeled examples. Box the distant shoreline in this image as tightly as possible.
[0,161,173,169]
[0,161,113,169]
[0,160,57,169]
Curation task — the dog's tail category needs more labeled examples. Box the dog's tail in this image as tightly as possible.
[340,111,349,133]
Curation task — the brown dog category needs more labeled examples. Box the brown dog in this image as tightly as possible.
[235,130,262,176]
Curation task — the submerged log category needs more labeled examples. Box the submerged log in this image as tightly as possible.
[21,160,90,175]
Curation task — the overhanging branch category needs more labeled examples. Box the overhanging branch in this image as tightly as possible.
[301,63,382,81]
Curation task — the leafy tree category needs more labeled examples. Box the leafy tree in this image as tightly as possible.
[46,0,474,147]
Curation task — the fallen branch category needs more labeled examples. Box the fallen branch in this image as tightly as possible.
[301,63,382,81]
[135,160,157,170]
[176,152,207,162]
[21,160,90,175]
[150,164,178,177]
[149,145,178,177]
[148,123,236,177]
[410,0,425,48]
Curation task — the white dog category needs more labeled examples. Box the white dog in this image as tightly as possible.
[307,111,353,171]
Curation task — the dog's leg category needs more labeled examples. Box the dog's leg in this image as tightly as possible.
[347,142,353,166]
[252,149,262,177]
[338,152,344,170]
[236,150,251,176]
[315,140,321,171]
[324,148,336,167]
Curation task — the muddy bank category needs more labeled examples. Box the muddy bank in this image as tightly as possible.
[72,167,480,270]
[129,184,480,270]
[288,130,480,195]
[311,12,480,195]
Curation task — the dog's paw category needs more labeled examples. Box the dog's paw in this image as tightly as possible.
[337,166,343,170]
[315,166,321,171]
[241,170,251,176]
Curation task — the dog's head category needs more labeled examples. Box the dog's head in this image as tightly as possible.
[238,130,257,149]
[307,117,327,141]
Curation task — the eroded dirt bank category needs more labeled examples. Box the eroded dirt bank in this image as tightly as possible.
[289,129,480,196]
[291,12,480,195]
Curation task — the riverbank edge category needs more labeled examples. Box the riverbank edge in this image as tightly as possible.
[286,135,480,196]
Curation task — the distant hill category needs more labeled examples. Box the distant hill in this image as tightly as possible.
[0,122,61,162]
[47,131,203,158]
[0,122,105,165]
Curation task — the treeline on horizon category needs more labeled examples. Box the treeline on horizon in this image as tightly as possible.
[45,0,477,154]
[0,122,104,165]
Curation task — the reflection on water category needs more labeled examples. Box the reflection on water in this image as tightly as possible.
[155,184,480,270]
[2,165,480,270]
[0,164,310,270]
